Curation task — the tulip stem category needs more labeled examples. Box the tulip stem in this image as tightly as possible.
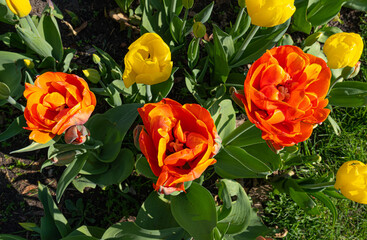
[146,85,152,102]
[232,7,245,34]
[328,75,344,95]
[25,15,41,38]
[99,80,113,98]
[231,25,260,65]
[180,8,189,42]
[7,96,25,112]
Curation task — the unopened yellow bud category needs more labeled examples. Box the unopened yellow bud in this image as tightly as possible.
[23,59,34,69]
[82,68,101,84]
[92,54,101,64]
[5,0,32,18]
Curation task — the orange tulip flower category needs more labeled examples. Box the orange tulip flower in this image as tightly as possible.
[138,98,221,194]
[235,45,331,149]
[24,72,96,144]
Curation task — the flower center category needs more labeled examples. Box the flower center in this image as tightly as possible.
[277,85,290,101]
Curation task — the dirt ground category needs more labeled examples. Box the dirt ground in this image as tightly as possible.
[0,0,364,237]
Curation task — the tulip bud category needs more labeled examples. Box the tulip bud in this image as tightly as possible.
[335,160,367,204]
[23,59,34,69]
[193,22,206,38]
[92,54,101,64]
[133,125,144,151]
[64,125,90,145]
[182,0,194,9]
[82,68,101,84]
[5,0,32,18]
[323,32,363,69]
[51,151,77,166]
[0,82,11,100]
[238,0,246,8]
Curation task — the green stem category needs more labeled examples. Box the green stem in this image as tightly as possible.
[99,80,113,98]
[180,8,189,42]
[25,15,41,38]
[7,96,25,112]
[327,75,344,95]
[146,85,152,102]
[231,25,260,65]
[232,7,244,34]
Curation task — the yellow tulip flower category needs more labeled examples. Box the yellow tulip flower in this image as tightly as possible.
[245,0,296,27]
[5,0,32,18]
[335,160,367,204]
[323,32,364,69]
[122,33,173,88]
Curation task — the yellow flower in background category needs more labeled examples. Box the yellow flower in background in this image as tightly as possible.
[245,0,295,27]
[122,33,173,88]
[334,160,367,204]
[323,32,364,69]
[5,0,32,18]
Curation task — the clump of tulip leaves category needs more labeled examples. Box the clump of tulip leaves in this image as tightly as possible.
[1,0,367,240]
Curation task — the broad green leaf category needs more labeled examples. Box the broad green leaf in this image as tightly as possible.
[37,13,64,61]
[135,155,157,179]
[285,178,319,215]
[230,10,251,41]
[292,0,312,34]
[19,222,41,233]
[311,192,337,224]
[87,117,122,163]
[222,120,263,147]
[0,0,17,24]
[15,25,53,58]
[217,179,252,235]
[193,2,214,23]
[151,67,178,102]
[106,83,122,107]
[10,137,59,154]
[324,189,346,199]
[47,142,101,159]
[169,14,183,43]
[79,154,109,175]
[101,222,185,240]
[307,0,347,27]
[209,99,236,140]
[224,209,271,240]
[38,183,71,238]
[56,153,88,202]
[329,81,367,107]
[136,191,179,230]
[345,0,367,11]
[215,143,279,179]
[85,148,134,187]
[66,225,105,238]
[60,236,99,240]
[230,19,290,68]
[72,177,97,193]
[0,235,27,240]
[0,115,26,141]
[60,48,75,72]
[38,56,57,70]
[171,182,217,240]
[212,24,231,83]
[0,51,29,97]
[0,32,25,50]
[188,38,200,69]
